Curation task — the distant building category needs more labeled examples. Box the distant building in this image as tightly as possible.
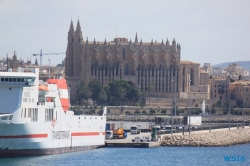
[230,81,250,107]
[210,76,230,101]
[226,63,249,80]
[202,63,213,75]
[213,67,227,77]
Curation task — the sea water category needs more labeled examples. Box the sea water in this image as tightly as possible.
[0,144,250,166]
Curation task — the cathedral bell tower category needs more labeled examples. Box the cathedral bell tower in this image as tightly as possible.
[68,20,75,44]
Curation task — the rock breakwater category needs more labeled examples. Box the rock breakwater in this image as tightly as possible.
[161,128,250,147]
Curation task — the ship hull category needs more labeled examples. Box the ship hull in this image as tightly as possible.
[0,145,103,158]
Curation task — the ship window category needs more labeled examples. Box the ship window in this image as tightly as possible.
[24,108,26,118]
[9,115,13,120]
[9,78,12,82]
[31,108,38,122]
[21,108,23,118]
[45,108,53,122]
[5,78,8,82]
[21,78,24,82]
[1,116,8,120]
[17,78,20,82]
[1,78,4,82]
[13,78,16,82]
[28,108,31,118]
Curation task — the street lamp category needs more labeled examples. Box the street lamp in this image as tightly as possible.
[171,79,174,135]
[189,79,191,135]
[209,81,212,133]
[228,79,231,130]
[48,59,51,78]
[243,86,246,128]
[174,76,177,116]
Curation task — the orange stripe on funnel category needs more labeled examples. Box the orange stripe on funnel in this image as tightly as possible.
[47,77,69,111]
[47,78,68,89]
[60,98,69,111]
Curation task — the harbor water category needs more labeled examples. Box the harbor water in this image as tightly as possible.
[0,144,250,166]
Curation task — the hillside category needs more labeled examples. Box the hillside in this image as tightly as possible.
[213,61,250,71]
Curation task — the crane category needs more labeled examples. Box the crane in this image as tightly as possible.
[33,49,65,67]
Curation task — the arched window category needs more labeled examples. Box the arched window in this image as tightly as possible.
[95,66,97,75]
[148,65,151,77]
[122,48,125,60]
[105,66,108,76]
[91,65,94,75]
[190,68,194,85]
[182,80,185,92]
[116,65,119,76]
[125,64,129,75]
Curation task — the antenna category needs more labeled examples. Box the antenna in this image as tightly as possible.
[6,53,8,72]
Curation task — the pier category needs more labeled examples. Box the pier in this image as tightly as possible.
[105,127,250,148]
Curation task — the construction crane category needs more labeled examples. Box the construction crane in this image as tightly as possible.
[33,49,65,67]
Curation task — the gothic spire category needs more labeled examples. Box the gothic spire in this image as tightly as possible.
[140,39,142,45]
[151,39,153,45]
[134,32,138,43]
[172,38,176,46]
[94,38,96,45]
[104,38,107,45]
[75,19,83,41]
[130,38,132,44]
[68,20,74,35]
[35,58,38,65]
[166,38,169,45]
[86,37,88,45]
[161,39,164,45]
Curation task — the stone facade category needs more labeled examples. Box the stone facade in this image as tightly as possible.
[65,20,201,99]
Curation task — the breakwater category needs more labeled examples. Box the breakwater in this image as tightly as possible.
[161,128,250,147]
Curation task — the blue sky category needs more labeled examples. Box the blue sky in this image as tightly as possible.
[0,0,250,66]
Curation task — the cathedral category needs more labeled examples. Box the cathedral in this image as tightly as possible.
[65,20,201,99]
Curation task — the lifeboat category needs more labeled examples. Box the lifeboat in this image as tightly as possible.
[38,85,49,91]
[38,80,49,96]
